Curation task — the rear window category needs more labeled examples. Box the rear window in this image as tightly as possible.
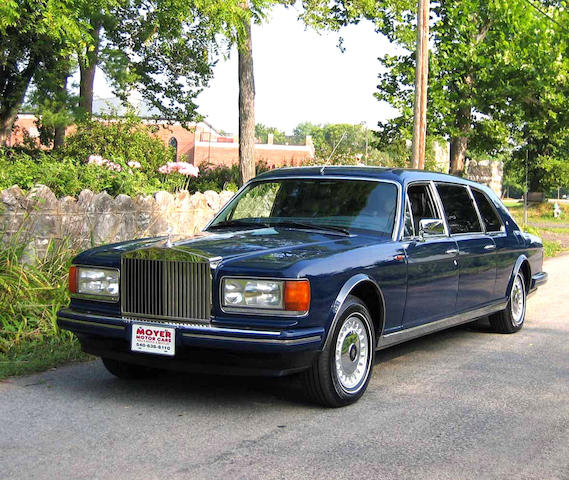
[436,184,482,234]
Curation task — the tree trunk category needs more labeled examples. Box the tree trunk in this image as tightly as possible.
[0,55,38,146]
[449,106,472,175]
[79,21,102,115]
[0,113,18,146]
[238,5,256,186]
[449,136,468,175]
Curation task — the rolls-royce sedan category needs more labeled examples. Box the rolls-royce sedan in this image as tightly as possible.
[57,167,547,407]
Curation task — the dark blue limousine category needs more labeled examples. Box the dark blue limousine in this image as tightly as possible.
[58,167,547,406]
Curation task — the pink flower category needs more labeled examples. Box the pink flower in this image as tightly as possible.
[87,155,105,166]
[127,161,142,169]
[177,162,199,177]
[157,162,199,177]
[87,155,122,172]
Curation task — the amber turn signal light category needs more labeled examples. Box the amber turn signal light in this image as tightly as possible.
[68,266,78,294]
[284,280,310,313]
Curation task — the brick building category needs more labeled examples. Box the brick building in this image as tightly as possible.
[7,114,315,168]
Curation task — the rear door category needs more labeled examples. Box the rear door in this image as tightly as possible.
[402,182,459,329]
[470,187,510,300]
[435,183,497,312]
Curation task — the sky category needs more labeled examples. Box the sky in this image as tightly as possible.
[94,4,400,135]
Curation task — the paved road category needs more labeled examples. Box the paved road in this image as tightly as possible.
[2,257,569,480]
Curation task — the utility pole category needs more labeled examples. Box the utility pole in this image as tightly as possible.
[411,0,430,169]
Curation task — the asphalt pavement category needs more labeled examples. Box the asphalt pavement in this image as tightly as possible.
[1,255,568,479]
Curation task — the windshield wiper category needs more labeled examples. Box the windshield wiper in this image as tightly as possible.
[208,220,271,230]
[269,220,351,236]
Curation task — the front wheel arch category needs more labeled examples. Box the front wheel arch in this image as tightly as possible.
[324,274,385,350]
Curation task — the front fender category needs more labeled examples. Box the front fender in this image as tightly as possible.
[322,273,385,349]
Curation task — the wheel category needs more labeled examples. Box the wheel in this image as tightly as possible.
[302,296,375,407]
[102,357,160,379]
[490,272,527,334]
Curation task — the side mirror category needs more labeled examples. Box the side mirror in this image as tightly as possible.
[418,218,445,241]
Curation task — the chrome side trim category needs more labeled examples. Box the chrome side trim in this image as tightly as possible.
[323,274,385,349]
[376,300,507,350]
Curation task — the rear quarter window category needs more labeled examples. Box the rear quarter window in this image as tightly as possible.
[471,189,504,232]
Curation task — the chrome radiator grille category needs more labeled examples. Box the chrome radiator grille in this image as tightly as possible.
[121,257,212,322]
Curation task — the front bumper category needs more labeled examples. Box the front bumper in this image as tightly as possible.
[57,308,324,376]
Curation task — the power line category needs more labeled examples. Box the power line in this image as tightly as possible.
[520,0,569,33]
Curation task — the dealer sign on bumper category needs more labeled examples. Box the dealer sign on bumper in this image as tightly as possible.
[131,324,175,356]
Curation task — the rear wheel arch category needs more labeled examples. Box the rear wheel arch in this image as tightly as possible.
[511,255,531,295]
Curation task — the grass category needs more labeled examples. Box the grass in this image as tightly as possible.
[0,337,90,380]
[508,206,568,257]
[0,228,91,380]
[504,200,569,225]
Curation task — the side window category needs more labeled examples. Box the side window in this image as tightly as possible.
[471,189,504,233]
[436,183,482,234]
[407,184,440,235]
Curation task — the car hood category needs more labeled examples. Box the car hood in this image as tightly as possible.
[74,227,389,271]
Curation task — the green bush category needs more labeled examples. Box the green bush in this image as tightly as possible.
[0,231,73,353]
[0,229,91,378]
[61,112,174,174]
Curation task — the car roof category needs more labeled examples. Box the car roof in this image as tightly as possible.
[254,165,482,188]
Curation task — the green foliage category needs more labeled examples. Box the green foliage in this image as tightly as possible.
[0,231,73,353]
[61,111,173,175]
[255,123,287,144]
[0,227,90,378]
[0,0,94,139]
[303,0,569,190]
[292,122,370,163]
[0,115,270,196]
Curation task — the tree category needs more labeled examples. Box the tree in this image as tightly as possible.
[0,0,87,145]
[255,123,286,143]
[293,122,371,163]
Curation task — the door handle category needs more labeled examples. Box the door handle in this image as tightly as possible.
[445,248,459,255]
[484,244,496,250]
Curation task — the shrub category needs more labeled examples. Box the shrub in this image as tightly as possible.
[60,111,175,175]
[0,231,74,353]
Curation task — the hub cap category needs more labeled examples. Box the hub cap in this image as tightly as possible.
[334,313,371,393]
[511,275,525,326]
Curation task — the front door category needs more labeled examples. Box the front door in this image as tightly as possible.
[402,183,459,329]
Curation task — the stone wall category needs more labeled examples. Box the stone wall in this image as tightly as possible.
[465,159,504,197]
[0,185,235,259]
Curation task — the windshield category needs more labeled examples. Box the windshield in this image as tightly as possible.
[208,178,398,236]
